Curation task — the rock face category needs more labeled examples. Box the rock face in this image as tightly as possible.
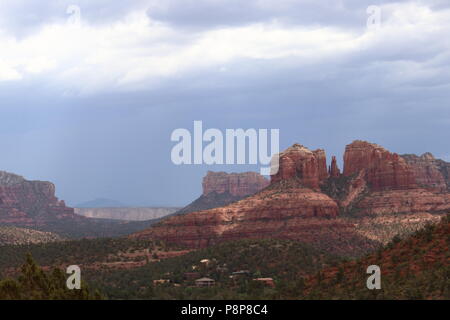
[132,144,375,255]
[176,171,269,215]
[0,171,78,226]
[131,140,450,256]
[343,140,417,191]
[270,144,328,190]
[328,156,341,178]
[401,153,448,191]
[131,181,375,255]
[202,171,269,197]
[0,170,163,239]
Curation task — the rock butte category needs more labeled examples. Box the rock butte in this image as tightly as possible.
[202,171,269,198]
[131,140,450,256]
[0,171,80,226]
[176,171,270,215]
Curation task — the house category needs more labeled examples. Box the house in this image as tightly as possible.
[253,278,275,288]
[230,270,251,278]
[195,277,215,287]
[200,259,211,265]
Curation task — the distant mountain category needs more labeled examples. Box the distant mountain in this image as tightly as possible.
[75,198,128,208]
[74,207,180,221]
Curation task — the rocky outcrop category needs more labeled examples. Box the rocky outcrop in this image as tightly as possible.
[131,181,375,255]
[343,141,416,191]
[270,144,329,190]
[0,171,77,226]
[338,142,450,214]
[202,171,269,197]
[132,144,376,256]
[0,170,164,239]
[328,156,341,178]
[176,171,269,215]
[402,153,448,191]
[352,189,450,216]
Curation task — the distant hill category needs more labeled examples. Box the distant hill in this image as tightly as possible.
[75,198,128,208]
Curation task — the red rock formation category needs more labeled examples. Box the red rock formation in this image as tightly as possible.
[343,140,416,191]
[131,140,450,256]
[401,153,447,192]
[270,144,329,190]
[353,189,450,216]
[131,183,375,255]
[0,171,77,226]
[132,144,377,255]
[202,171,269,197]
[328,156,341,178]
[177,171,270,215]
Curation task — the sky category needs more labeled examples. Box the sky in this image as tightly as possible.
[0,0,449,207]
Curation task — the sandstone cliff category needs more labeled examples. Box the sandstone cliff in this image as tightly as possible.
[328,156,341,178]
[132,144,376,255]
[176,171,269,215]
[202,171,269,197]
[402,153,449,191]
[0,171,78,226]
[270,144,328,189]
[338,142,450,216]
[131,180,375,256]
[343,140,416,191]
[0,171,163,239]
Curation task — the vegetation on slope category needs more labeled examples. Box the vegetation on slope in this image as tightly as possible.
[84,239,342,299]
[0,237,182,272]
[0,254,101,300]
[302,214,450,299]
[1,215,447,300]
